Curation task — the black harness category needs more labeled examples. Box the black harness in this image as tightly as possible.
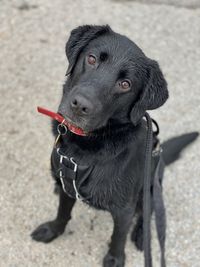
[54,147,93,203]
[53,113,166,267]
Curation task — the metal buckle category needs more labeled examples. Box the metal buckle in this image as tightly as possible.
[58,154,67,194]
[57,149,70,194]
[70,157,78,172]
[70,157,83,200]
[57,148,69,159]
[152,141,163,157]
[57,150,84,201]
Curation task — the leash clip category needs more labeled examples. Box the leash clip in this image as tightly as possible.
[54,119,68,147]
[152,141,163,157]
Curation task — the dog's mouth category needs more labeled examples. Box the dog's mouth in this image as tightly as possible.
[37,106,101,136]
[58,111,129,137]
[58,112,91,135]
[58,113,76,126]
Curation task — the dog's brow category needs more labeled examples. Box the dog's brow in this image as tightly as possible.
[118,70,128,80]
[100,52,108,61]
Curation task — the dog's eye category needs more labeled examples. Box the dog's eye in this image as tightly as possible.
[87,55,96,65]
[119,80,131,90]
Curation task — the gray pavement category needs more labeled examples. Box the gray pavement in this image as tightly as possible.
[117,0,200,9]
[0,0,200,266]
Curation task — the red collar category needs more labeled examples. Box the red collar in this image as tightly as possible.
[37,106,88,136]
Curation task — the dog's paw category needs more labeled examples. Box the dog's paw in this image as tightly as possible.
[31,221,65,243]
[103,252,125,267]
[131,223,143,251]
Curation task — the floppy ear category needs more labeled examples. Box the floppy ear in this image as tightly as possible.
[130,59,168,125]
[65,25,111,75]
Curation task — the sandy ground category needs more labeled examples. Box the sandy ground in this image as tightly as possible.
[0,0,200,266]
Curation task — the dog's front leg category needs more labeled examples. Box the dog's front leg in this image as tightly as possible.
[31,187,76,243]
[103,207,134,267]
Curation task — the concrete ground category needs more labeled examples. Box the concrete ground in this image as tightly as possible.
[0,0,200,266]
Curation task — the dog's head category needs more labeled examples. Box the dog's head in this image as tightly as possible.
[58,25,168,133]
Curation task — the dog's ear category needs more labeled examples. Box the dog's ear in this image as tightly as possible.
[65,25,111,75]
[130,59,168,125]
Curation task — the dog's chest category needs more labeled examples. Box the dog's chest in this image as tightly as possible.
[51,143,141,210]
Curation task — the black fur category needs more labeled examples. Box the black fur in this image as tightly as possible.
[31,25,198,267]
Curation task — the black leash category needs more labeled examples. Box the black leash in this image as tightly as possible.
[153,155,166,267]
[143,112,166,267]
[143,112,153,267]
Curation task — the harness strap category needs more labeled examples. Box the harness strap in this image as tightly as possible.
[55,147,93,201]
[60,158,77,180]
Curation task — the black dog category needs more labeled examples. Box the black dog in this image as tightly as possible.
[31,25,198,267]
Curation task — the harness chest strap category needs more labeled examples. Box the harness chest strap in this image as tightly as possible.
[56,147,92,202]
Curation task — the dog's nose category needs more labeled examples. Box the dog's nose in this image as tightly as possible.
[70,95,93,116]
